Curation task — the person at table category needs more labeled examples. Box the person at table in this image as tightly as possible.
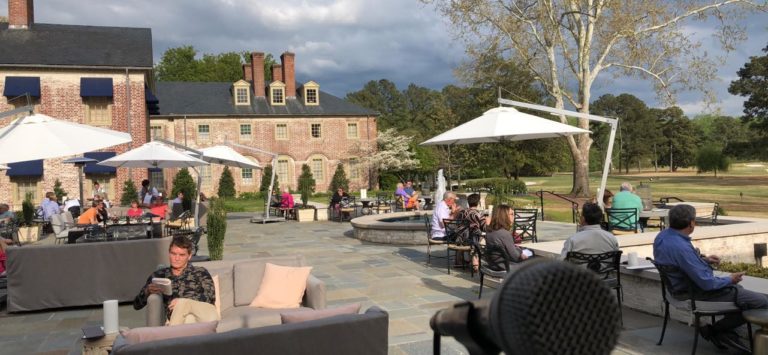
[77,200,104,225]
[653,204,766,352]
[485,205,531,269]
[610,182,643,230]
[396,182,419,210]
[430,191,458,240]
[92,182,106,200]
[140,179,159,207]
[559,202,619,260]
[455,193,489,241]
[330,187,350,217]
[127,200,144,219]
[41,192,61,221]
[0,237,8,276]
[0,203,14,225]
[63,197,81,218]
[93,195,110,223]
[404,180,421,210]
[133,236,217,325]
[149,196,169,220]
[602,189,614,208]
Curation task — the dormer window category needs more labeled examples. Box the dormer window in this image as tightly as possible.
[270,81,286,106]
[303,81,320,106]
[232,80,250,106]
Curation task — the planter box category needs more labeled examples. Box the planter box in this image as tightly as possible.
[18,225,40,244]
[296,208,316,222]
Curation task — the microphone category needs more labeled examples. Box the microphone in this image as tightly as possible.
[430,259,621,355]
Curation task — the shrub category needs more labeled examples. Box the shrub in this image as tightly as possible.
[206,197,227,260]
[21,192,35,226]
[53,179,67,202]
[217,166,236,199]
[259,165,279,198]
[238,192,261,200]
[718,262,768,279]
[172,168,197,210]
[120,179,139,206]
[329,163,349,193]
[297,164,316,207]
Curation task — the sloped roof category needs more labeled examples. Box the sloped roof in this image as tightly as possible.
[152,81,377,117]
[0,23,153,68]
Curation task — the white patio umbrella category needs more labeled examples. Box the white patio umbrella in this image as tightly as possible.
[193,145,262,169]
[98,141,208,168]
[0,113,132,164]
[421,107,590,146]
[0,164,9,170]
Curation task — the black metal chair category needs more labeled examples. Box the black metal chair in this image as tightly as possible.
[648,257,752,355]
[477,242,512,299]
[443,219,471,275]
[337,196,357,222]
[566,251,624,324]
[605,208,640,235]
[513,209,538,243]
[0,219,20,246]
[424,215,447,266]
[373,193,392,214]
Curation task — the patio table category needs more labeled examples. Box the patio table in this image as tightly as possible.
[639,208,669,230]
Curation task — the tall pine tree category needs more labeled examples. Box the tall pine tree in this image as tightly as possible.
[218,166,236,198]
[329,163,349,193]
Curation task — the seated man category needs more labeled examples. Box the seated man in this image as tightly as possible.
[0,203,13,225]
[133,236,217,325]
[41,192,61,221]
[430,191,457,240]
[653,204,768,352]
[404,181,421,210]
[77,201,104,225]
[559,202,619,259]
[610,182,643,230]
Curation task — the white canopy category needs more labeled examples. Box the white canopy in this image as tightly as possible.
[0,164,9,170]
[0,113,131,164]
[421,107,590,146]
[193,145,261,169]
[98,141,208,168]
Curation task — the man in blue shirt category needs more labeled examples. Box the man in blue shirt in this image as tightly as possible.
[653,204,767,352]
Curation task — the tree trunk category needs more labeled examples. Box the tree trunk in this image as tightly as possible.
[572,154,590,196]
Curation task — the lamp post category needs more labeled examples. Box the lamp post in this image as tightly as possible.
[62,157,98,204]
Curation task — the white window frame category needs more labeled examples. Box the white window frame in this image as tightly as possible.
[347,122,359,139]
[275,123,288,140]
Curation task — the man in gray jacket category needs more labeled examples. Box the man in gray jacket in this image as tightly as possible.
[560,202,619,259]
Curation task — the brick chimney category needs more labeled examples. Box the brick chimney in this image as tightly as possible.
[251,52,266,97]
[8,0,34,29]
[272,64,283,83]
[242,64,253,82]
[281,52,296,98]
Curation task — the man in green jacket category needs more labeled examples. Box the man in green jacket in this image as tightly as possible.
[610,182,643,231]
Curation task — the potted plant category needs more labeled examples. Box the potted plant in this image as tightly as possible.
[296,164,316,222]
[206,197,227,260]
[18,192,40,243]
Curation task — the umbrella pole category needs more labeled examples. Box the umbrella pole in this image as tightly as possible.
[265,157,277,219]
[598,120,618,208]
[192,167,203,228]
[79,165,85,205]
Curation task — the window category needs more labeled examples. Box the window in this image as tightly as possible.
[199,165,212,186]
[242,168,253,185]
[277,159,290,186]
[85,97,112,126]
[303,81,320,106]
[198,125,210,140]
[349,158,360,179]
[275,124,288,140]
[306,89,318,104]
[347,123,358,139]
[272,88,284,105]
[311,123,322,138]
[236,87,249,105]
[150,125,163,140]
[149,170,165,195]
[240,124,252,138]
[311,158,324,182]
[13,178,39,207]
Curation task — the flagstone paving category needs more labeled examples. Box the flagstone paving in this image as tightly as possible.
[0,213,746,354]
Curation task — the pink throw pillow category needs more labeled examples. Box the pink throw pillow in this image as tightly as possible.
[281,303,362,324]
[249,263,312,309]
[120,321,218,345]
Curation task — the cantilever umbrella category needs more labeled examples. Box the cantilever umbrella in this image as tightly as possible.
[421,107,590,146]
[192,145,262,169]
[0,113,132,164]
[98,141,208,169]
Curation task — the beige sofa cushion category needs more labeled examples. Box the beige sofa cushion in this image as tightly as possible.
[233,256,305,306]
[205,265,234,313]
[120,321,218,345]
[249,264,312,309]
[281,303,361,324]
[216,306,313,333]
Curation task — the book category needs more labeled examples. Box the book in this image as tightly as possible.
[82,325,105,339]
[151,278,173,296]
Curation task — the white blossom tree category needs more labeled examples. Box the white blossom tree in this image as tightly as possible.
[358,128,420,183]
[426,0,765,196]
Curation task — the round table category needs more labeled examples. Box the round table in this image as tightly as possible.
[743,309,767,353]
[360,199,373,215]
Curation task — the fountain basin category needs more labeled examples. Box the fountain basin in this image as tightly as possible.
[351,211,432,245]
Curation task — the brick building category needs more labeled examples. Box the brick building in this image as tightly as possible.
[150,52,378,195]
[0,0,154,208]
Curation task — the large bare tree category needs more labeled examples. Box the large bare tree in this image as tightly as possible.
[426,0,765,196]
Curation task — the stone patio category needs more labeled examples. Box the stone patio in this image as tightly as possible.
[0,214,749,354]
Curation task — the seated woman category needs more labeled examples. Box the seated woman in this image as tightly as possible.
[149,196,169,221]
[395,183,419,210]
[485,205,532,270]
[126,200,144,219]
[279,188,295,219]
[330,187,350,217]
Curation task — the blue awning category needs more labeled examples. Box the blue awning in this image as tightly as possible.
[80,78,113,97]
[3,77,41,98]
[6,159,43,177]
[83,152,117,174]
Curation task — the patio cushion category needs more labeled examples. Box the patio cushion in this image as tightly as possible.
[249,263,312,309]
[233,256,304,306]
[120,321,218,345]
[281,302,361,324]
[216,306,312,333]
[206,267,233,314]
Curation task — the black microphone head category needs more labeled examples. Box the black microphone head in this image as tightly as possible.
[489,259,621,355]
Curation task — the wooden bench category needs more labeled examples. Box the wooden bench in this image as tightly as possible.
[667,202,718,225]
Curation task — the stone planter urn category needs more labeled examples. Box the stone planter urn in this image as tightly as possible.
[18,225,40,244]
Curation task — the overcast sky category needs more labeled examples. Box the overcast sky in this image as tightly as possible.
[3,0,766,117]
